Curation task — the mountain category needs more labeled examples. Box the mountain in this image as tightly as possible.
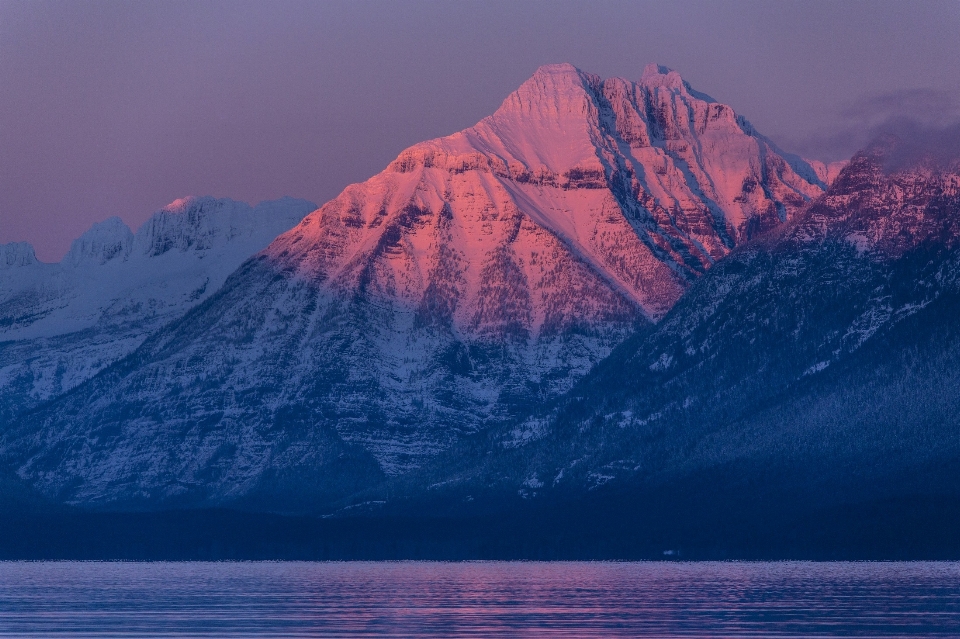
[444,136,960,530]
[0,196,315,421]
[0,64,829,511]
[0,242,40,268]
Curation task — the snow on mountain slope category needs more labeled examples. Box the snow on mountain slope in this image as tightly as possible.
[2,64,831,511]
[65,216,134,267]
[0,196,314,419]
[463,137,960,503]
[270,63,828,327]
[0,242,40,269]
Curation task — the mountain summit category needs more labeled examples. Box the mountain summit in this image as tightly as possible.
[3,64,832,511]
[271,63,828,325]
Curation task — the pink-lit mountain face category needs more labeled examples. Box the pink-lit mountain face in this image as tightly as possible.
[1,65,838,509]
[268,63,830,329]
[783,138,960,257]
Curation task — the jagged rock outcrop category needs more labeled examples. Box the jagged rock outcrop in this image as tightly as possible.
[65,217,135,267]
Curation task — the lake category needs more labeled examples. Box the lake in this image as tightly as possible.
[1,561,958,637]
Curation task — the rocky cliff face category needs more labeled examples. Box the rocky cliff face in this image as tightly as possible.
[0,196,314,421]
[2,64,832,512]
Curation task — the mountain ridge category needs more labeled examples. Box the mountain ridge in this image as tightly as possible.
[0,196,315,422]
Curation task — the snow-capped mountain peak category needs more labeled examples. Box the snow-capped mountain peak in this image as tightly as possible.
[66,216,134,267]
[0,242,39,269]
[0,196,314,422]
[135,196,279,257]
[639,62,686,90]
[268,63,828,330]
[1,196,316,341]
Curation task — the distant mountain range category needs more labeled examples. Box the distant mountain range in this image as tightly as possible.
[0,196,314,422]
[2,64,955,558]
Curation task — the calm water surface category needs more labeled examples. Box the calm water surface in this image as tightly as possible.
[0,561,958,637]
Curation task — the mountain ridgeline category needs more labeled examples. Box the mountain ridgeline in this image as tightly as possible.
[2,64,957,558]
[0,196,315,423]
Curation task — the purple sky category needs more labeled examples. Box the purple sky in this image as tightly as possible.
[3,0,960,261]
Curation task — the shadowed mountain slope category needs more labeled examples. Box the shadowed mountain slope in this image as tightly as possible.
[428,138,960,525]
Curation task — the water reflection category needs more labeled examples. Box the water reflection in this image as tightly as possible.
[1,561,958,637]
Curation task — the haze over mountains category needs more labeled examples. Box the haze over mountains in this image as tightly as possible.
[1,64,955,557]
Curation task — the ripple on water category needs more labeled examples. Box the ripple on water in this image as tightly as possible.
[0,561,959,637]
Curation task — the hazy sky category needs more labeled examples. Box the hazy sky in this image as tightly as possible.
[3,0,960,261]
